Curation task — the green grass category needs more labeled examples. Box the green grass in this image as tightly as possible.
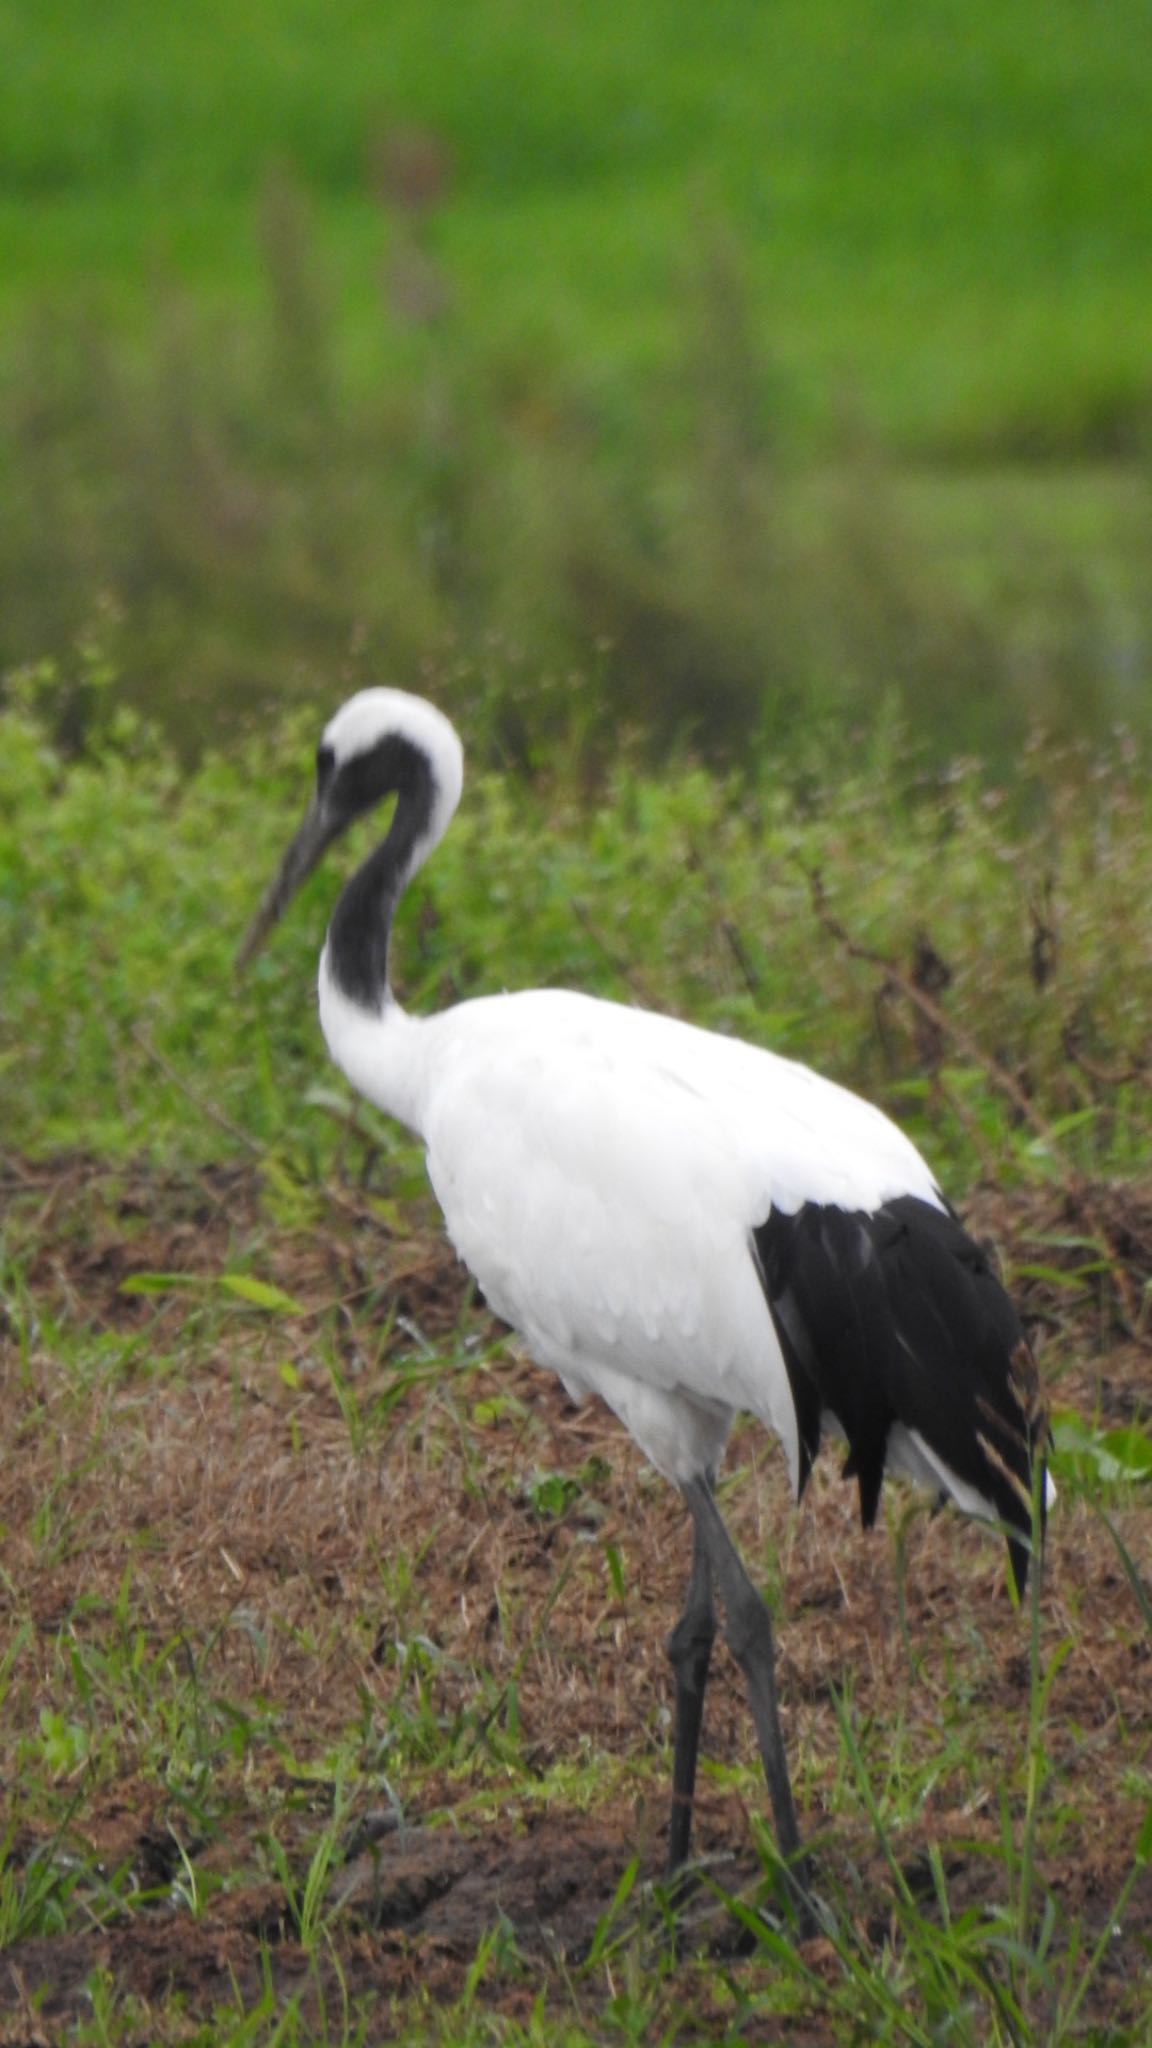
[2,672,1150,1191]
[2,0,1152,763]
[4,0,1152,448]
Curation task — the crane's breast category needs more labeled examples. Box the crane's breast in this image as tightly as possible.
[418,1016,774,1407]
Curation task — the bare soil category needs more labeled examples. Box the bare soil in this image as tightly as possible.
[1,1155,1150,2041]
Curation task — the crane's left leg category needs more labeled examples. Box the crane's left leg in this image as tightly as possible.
[665,1508,717,1875]
[682,1474,812,1921]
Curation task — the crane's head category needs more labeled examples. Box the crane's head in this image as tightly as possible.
[236,689,464,970]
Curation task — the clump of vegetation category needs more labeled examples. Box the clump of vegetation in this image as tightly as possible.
[4,188,1149,770]
[2,660,1149,1194]
[5,0,1152,770]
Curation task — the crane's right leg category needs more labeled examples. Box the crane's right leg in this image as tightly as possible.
[681,1473,813,1924]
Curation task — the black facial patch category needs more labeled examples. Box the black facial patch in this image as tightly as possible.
[329,733,429,830]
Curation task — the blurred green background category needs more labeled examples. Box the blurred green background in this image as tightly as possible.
[3,0,1151,768]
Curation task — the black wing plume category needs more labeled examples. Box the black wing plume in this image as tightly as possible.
[752,1195,1048,1590]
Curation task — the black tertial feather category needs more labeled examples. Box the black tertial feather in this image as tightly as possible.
[752,1195,1047,1590]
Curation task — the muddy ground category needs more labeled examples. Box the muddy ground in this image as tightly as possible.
[1,1155,1150,2041]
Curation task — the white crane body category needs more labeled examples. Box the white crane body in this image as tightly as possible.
[240,686,1050,1903]
[320,972,961,1504]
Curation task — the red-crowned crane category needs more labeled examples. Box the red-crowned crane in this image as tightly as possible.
[238,688,1050,1912]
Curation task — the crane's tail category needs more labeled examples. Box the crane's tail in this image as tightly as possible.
[752,1196,1050,1592]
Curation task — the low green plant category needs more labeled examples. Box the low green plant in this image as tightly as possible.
[260,1778,353,1954]
[0,1830,80,1947]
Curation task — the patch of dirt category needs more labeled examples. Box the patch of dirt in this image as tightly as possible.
[2,1154,1151,2039]
[4,1811,1150,2042]
[1,1817,643,2034]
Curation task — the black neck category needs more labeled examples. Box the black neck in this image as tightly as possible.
[326,763,435,1011]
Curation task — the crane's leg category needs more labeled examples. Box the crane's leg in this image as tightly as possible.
[681,1473,812,1920]
[665,1509,717,1875]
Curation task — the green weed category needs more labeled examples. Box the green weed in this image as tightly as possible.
[260,1778,353,1953]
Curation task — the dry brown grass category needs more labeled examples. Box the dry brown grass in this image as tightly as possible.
[2,1155,1150,2038]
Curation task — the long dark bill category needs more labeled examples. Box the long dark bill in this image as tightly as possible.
[235,796,335,972]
